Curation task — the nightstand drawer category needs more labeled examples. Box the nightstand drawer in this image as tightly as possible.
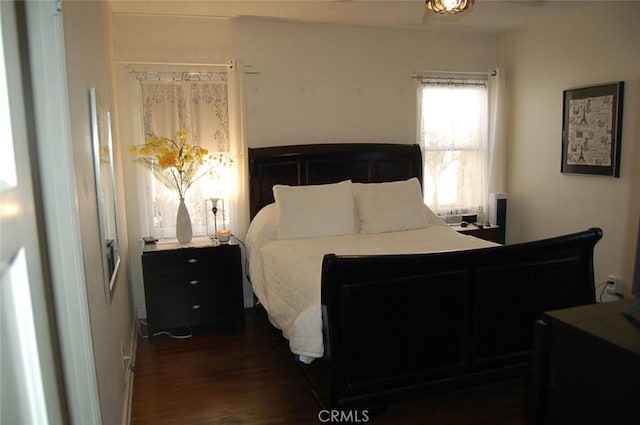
[145,249,227,271]
[153,296,224,328]
[151,270,232,298]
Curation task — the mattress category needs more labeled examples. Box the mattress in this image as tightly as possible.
[248,224,496,363]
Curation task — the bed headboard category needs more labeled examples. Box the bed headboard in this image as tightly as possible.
[248,143,422,219]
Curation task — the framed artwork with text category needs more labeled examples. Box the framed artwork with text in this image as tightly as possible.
[561,81,624,177]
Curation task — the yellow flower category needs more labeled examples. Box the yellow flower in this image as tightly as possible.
[158,152,177,169]
[130,131,230,199]
[177,129,188,142]
[139,144,154,156]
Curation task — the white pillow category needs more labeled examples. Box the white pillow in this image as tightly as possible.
[273,180,356,239]
[353,178,429,234]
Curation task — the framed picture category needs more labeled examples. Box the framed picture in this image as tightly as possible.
[89,88,120,302]
[561,81,624,177]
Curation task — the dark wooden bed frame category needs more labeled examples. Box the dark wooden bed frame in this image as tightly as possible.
[248,143,602,409]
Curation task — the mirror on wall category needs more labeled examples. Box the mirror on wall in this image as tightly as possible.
[89,88,120,302]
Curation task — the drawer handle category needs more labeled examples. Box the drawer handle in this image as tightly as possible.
[189,280,199,285]
[187,258,198,264]
[191,304,201,310]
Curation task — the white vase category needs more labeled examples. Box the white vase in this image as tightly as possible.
[176,198,192,243]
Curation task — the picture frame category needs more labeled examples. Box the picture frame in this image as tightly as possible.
[561,81,624,177]
[89,88,120,302]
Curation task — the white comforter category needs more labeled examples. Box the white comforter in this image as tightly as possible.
[248,223,496,362]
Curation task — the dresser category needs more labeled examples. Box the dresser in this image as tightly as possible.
[530,299,640,425]
[142,239,244,342]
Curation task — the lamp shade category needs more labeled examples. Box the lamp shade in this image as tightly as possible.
[426,0,475,15]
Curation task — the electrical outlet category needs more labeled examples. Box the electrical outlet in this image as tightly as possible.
[120,342,131,368]
[605,274,619,295]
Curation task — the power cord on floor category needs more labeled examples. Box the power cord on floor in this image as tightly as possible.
[136,319,193,340]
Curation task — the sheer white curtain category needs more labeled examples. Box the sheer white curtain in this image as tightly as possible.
[486,68,507,221]
[420,78,489,221]
[227,60,249,240]
[138,76,231,238]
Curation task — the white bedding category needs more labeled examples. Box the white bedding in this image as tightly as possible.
[247,216,496,362]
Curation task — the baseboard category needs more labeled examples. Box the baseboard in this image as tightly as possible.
[121,319,138,425]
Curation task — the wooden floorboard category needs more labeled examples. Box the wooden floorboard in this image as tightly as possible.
[131,308,528,424]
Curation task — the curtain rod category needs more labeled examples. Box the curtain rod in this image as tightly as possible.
[116,60,234,68]
[132,71,227,82]
[411,69,497,78]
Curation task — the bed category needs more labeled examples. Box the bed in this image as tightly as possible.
[246,143,602,409]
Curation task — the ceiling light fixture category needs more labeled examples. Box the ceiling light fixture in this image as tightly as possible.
[426,0,475,15]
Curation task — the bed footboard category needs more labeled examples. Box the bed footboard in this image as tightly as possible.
[315,228,602,409]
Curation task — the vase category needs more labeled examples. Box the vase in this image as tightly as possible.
[176,198,193,243]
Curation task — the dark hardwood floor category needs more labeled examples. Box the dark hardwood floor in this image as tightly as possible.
[131,308,529,425]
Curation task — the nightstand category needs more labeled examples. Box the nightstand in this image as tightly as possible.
[142,239,244,342]
[450,223,500,243]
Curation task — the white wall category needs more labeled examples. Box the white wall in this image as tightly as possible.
[504,2,640,296]
[112,13,501,316]
[231,18,500,147]
[62,2,134,424]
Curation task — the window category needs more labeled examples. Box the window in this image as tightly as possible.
[138,76,231,238]
[419,78,489,221]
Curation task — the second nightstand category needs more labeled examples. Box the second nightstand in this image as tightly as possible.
[450,223,500,243]
[142,239,244,342]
